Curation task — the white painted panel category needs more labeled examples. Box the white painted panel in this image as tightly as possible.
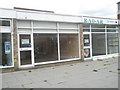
[0,8,16,18]
[16,12,27,19]
[33,29,57,33]
[17,29,32,33]
[1,26,11,33]
[17,20,31,28]
[62,16,82,23]
[33,21,57,29]
[59,29,78,33]
[16,11,83,23]
[59,22,78,29]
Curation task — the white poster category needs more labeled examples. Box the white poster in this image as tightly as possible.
[21,39,30,45]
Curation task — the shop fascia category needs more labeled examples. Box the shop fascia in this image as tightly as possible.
[82,17,118,25]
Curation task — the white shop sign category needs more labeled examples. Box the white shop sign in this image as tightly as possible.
[82,17,118,25]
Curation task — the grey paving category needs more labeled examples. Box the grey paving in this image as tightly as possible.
[1,56,119,88]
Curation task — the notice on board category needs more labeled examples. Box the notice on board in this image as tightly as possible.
[21,39,30,45]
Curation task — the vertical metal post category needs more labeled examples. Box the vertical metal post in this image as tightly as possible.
[31,21,35,66]
[90,24,93,59]
[57,23,60,61]
[105,25,108,55]
[78,24,81,58]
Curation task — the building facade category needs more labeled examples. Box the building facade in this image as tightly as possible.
[0,8,119,69]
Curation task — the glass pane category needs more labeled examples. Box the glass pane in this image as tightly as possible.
[83,24,90,28]
[91,29,105,32]
[84,34,90,46]
[0,21,10,26]
[20,51,31,65]
[91,24,105,28]
[84,48,90,58]
[107,25,117,28]
[92,33,106,56]
[107,33,119,54]
[83,29,90,32]
[0,33,12,66]
[107,29,117,32]
[60,34,79,60]
[34,34,58,63]
[20,35,31,48]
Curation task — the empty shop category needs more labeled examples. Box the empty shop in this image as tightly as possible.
[0,8,119,69]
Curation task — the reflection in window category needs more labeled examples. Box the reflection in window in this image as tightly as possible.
[0,33,12,66]
[107,33,119,54]
[92,33,106,56]
[60,34,79,60]
[34,34,58,63]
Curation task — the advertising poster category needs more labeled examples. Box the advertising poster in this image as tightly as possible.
[5,41,11,54]
[84,35,90,46]
[84,48,90,58]
[21,39,30,45]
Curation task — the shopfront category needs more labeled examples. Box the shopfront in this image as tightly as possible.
[0,19,14,68]
[0,8,119,69]
[17,20,80,68]
[83,17,119,60]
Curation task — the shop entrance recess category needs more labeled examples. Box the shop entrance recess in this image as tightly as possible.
[83,33,92,60]
[18,34,34,68]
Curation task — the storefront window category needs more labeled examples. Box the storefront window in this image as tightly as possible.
[34,34,58,63]
[60,34,79,60]
[107,33,119,54]
[92,33,106,56]
[0,33,12,66]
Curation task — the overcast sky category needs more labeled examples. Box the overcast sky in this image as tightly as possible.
[0,0,120,19]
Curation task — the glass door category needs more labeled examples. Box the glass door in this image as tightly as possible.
[18,34,33,67]
[83,34,92,60]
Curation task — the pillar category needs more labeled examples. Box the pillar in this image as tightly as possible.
[13,19,19,70]
[80,24,84,61]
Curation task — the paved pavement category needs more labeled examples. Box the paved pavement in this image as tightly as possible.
[1,56,119,88]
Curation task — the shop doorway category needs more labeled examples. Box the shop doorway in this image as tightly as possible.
[83,34,92,60]
[18,34,34,67]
